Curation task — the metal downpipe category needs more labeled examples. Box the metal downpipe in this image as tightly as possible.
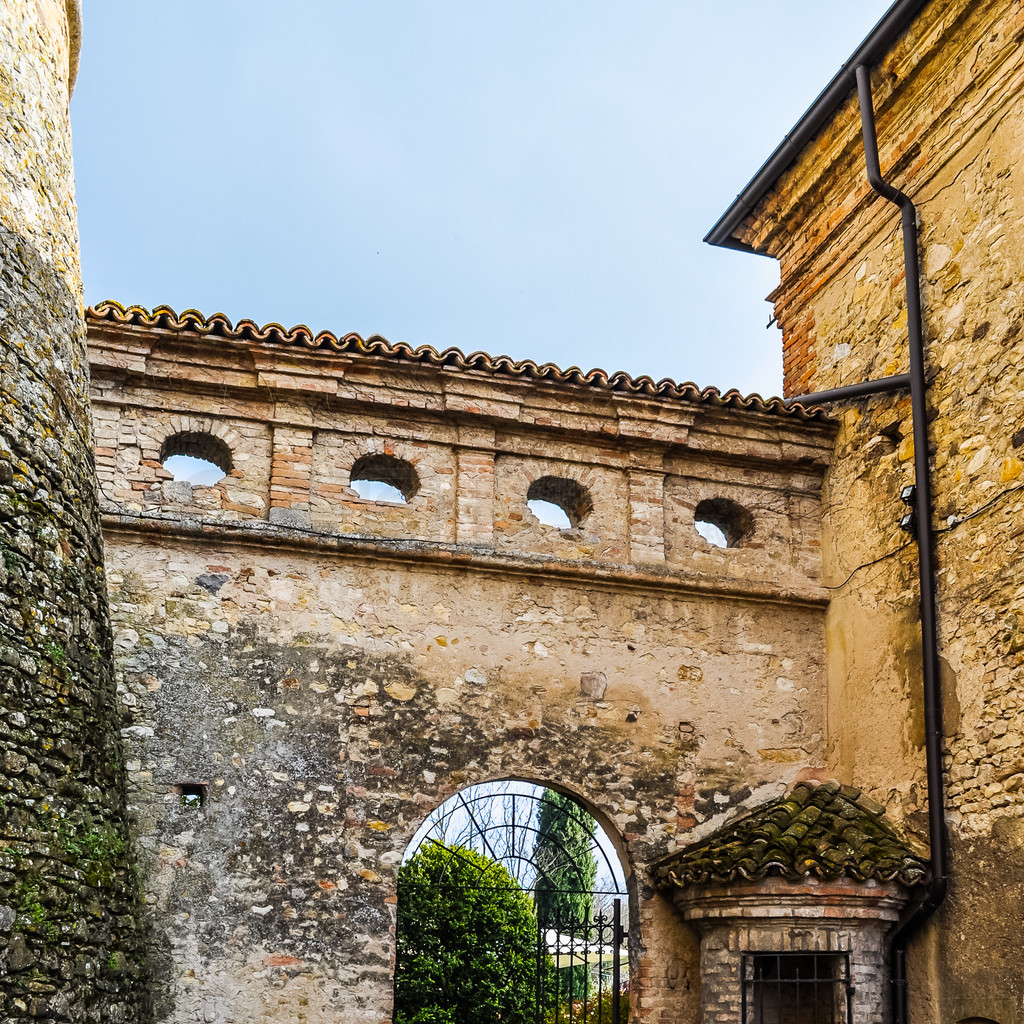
[855,63,948,1024]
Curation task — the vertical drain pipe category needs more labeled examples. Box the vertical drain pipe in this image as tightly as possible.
[855,64,948,1024]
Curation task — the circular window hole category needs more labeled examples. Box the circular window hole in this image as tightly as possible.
[160,431,232,486]
[693,497,753,548]
[694,519,729,548]
[163,454,225,486]
[527,476,593,530]
[527,499,572,529]
[352,479,406,503]
[350,454,419,504]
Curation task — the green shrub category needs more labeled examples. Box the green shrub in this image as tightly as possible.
[395,843,551,1024]
[546,987,630,1024]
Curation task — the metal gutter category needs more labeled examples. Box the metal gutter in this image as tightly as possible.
[854,64,948,1024]
[704,0,931,252]
[703,0,947,1013]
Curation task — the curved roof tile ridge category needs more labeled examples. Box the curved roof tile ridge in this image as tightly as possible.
[86,300,828,420]
[652,780,929,890]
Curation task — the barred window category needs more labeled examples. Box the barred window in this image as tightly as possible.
[742,953,853,1024]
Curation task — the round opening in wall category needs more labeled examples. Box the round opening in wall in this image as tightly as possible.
[350,453,419,504]
[527,476,593,530]
[693,497,753,548]
[694,519,728,548]
[160,431,232,485]
[528,499,572,529]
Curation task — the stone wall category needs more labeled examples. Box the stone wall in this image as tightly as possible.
[0,4,149,1021]
[88,310,835,1022]
[737,0,1024,1018]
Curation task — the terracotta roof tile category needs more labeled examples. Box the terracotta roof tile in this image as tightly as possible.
[653,781,928,890]
[86,301,830,421]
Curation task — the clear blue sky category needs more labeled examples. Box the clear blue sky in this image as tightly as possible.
[71,2,894,399]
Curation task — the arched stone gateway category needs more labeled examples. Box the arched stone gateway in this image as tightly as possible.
[89,302,835,1021]
[403,781,628,896]
[5,0,1024,1017]
[395,781,629,1022]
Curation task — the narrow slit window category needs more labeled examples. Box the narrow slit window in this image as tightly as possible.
[176,783,208,809]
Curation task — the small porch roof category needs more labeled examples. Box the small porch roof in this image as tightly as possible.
[654,781,928,892]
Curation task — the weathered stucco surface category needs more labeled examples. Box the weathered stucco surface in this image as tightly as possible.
[741,0,1024,1018]
[88,312,834,1022]
[0,4,148,1021]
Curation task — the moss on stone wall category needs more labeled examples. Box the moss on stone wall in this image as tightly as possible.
[0,3,149,1020]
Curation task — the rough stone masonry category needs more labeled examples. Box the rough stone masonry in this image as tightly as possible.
[0,3,149,1022]
[0,5,841,1021]
[12,0,1024,1020]
[734,0,1024,1017]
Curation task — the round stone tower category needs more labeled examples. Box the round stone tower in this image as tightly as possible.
[0,3,148,1019]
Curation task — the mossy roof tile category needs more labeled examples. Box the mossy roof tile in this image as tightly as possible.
[653,781,928,890]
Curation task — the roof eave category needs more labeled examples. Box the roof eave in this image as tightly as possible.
[86,300,833,421]
[706,0,932,252]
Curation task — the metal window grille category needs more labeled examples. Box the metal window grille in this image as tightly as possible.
[741,952,854,1024]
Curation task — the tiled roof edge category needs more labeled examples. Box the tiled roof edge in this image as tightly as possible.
[657,853,928,889]
[652,780,930,891]
[86,301,830,421]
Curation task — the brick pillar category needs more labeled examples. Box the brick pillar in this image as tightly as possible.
[455,426,495,546]
[0,2,149,1019]
[269,425,313,528]
[629,467,666,564]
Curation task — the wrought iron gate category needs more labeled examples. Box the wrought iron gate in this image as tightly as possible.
[539,898,628,1024]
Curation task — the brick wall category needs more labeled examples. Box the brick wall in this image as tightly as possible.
[677,879,907,1024]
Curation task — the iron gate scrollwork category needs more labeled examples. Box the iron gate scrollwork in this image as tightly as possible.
[541,898,628,1024]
